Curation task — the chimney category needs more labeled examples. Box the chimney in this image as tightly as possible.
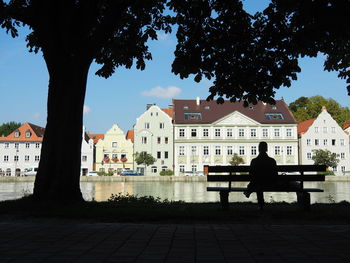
[196,97,200,106]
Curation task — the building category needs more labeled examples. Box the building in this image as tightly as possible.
[133,104,173,175]
[173,98,298,176]
[88,133,105,171]
[344,120,350,135]
[0,123,94,176]
[95,124,133,175]
[298,107,349,175]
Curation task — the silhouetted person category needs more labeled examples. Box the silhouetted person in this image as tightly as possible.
[244,141,277,209]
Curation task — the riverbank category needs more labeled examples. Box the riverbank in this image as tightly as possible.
[1,175,350,182]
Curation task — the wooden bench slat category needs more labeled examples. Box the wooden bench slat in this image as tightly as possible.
[207,187,324,193]
[207,175,325,182]
[205,165,327,173]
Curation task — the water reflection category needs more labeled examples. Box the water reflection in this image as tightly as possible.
[0,181,349,203]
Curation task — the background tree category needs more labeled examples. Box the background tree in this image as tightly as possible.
[289,96,350,126]
[0,122,21,136]
[229,153,244,166]
[134,152,156,176]
[312,149,339,168]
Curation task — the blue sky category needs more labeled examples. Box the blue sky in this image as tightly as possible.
[0,0,349,134]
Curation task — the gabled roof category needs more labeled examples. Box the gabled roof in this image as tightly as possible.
[0,122,45,142]
[172,99,296,124]
[161,108,174,118]
[126,130,134,143]
[297,118,316,135]
[344,120,350,130]
[89,134,104,144]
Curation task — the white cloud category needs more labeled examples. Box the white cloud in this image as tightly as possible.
[83,105,91,114]
[141,86,181,99]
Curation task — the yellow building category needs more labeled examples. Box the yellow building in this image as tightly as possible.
[95,124,133,175]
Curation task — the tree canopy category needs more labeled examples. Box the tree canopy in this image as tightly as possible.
[0,122,21,137]
[289,96,350,126]
[312,149,339,168]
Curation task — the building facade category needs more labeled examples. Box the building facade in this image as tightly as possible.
[81,126,94,175]
[298,107,349,175]
[173,98,298,176]
[133,105,173,175]
[95,124,133,175]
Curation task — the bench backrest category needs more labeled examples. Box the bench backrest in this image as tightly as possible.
[205,165,327,182]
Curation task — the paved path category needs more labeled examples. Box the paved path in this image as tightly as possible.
[0,221,350,262]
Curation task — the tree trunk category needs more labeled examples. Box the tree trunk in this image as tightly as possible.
[33,51,91,203]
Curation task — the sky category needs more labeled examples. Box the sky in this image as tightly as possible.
[0,0,349,134]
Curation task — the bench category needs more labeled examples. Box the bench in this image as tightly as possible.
[204,165,327,210]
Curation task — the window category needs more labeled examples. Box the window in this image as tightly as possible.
[204,106,210,110]
[183,106,189,110]
[341,166,346,172]
[165,137,168,144]
[112,154,118,159]
[179,165,185,173]
[264,113,284,120]
[144,122,150,129]
[14,131,20,138]
[82,156,87,162]
[307,153,312,160]
[323,127,327,133]
[203,128,209,137]
[315,139,319,146]
[286,128,292,137]
[315,127,319,133]
[159,122,165,129]
[215,128,221,137]
[157,137,161,144]
[164,151,168,159]
[35,143,40,148]
[274,129,280,137]
[25,155,29,162]
[4,155,9,162]
[151,166,157,173]
[184,113,202,120]
[5,143,9,148]
[238,128,245,137]
[226,128,233,137]
[203,146,209,156]
[286,146,292,155]
[274,146,281,155]
[341,153,345,159]
[15,143,19,149]
[179,129,185,137]
[215,146,221,155]
[307,139,311,146]
[333,166,337,172]
[25,131,31,138]
[251,146,257,156]
[35,156,40,162]
[191,165,197,172]
[112,142,117,148]
[99,168,105,173]
[14,155,19,162]
[250,129,257,137]
[340,139,345,146]
[191,129,197,137]
[157,152,161,159]
[6,168,11,176]
[323,139,328,146]
[331,127,335,133]
[25,143,30,149]
[191,146,197,155]
[142,137,147,144]
[262,128,268,138]
[227,146,233,156]
[179,146,185,156]
[332,139,336,146]
[239,146,245,156]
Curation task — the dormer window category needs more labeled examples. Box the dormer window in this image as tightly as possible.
[272,106,277,110]
[14,131,20,138]
[183,106,189,110]
[184,113,202,120]
[25,130,31,138]
[265,113,284,120]
[204,106,210,110]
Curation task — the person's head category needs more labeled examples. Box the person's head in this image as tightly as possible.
[258,141,268,153]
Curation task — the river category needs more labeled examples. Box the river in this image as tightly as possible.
[0,181,349,203]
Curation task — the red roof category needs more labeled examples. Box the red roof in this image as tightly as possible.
[126,130,134,143]
[161,108,174,118]
[89,134,104,144]
[0,122,45,142]
[173,99,296,124]
[344,120,350,130]
[297,118,316,135]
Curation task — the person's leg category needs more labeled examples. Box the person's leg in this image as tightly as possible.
[257,191,264,210]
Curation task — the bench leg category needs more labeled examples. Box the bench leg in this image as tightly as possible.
[297,192,310,211]
[220,191,229,211]
[257,191,264,210]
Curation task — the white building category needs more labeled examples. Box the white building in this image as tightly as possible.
[298,107,349,175]
[173,98,298,176]
[0,123,94,176]
[81,126,94,175]
[133,104,173,175]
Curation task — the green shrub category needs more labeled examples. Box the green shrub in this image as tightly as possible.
[159,169,174,176]
[108,193,184,205]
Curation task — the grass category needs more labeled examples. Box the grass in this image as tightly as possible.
[1,193,350,224]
